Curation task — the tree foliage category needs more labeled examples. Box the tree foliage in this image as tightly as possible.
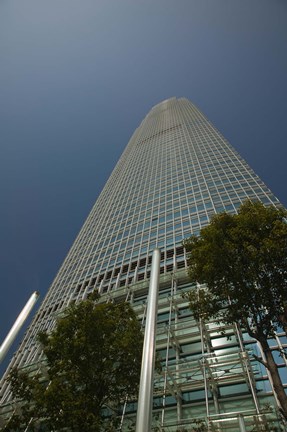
[4,297,143,431]
[184,201,287,419]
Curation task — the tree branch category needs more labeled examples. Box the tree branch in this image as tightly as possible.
[252,354,268,369]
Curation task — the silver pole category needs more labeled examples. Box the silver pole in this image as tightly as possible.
[136,248,160,432]
[238,414,247,432]
[0,291,39,364]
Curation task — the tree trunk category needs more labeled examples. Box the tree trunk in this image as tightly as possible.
[278,305,287,335]
[258,335,287,419]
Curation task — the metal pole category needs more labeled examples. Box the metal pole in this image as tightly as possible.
[161,296,173,427]
[136,248,160,432]
[238,414,247,432]
[0,291,39,364]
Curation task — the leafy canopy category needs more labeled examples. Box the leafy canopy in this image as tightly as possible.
[5,297,143,432]
[184,201,287,337]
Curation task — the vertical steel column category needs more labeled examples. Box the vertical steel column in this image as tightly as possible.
[161,295,173,427]
[98,279,104,295]
[136,248,160,432]
[229,294,261,415]
[119,396,128,431]
[174,278,182,422]
[234,323,261,414]
[0,291,39,364]
[238,414,247,432]
[133,265,138,283]
[200,318,210,419]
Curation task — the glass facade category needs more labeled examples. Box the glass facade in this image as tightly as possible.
[0,98,286,430]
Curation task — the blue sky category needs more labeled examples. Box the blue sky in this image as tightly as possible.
[0,0,287,373]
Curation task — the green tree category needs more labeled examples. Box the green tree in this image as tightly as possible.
[4,297,143,431]
[184,201,287,419]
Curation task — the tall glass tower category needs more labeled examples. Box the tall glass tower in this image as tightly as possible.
[1,98,285,430]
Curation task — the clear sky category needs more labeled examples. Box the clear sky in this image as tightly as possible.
[0,0,287,373]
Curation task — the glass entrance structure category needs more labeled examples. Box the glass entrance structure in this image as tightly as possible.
[1,98,286,430]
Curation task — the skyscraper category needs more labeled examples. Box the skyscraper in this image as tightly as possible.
[1,98,285,430]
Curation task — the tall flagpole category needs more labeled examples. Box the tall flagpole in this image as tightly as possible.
[0,291,39,364]
[136,248,160,432]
